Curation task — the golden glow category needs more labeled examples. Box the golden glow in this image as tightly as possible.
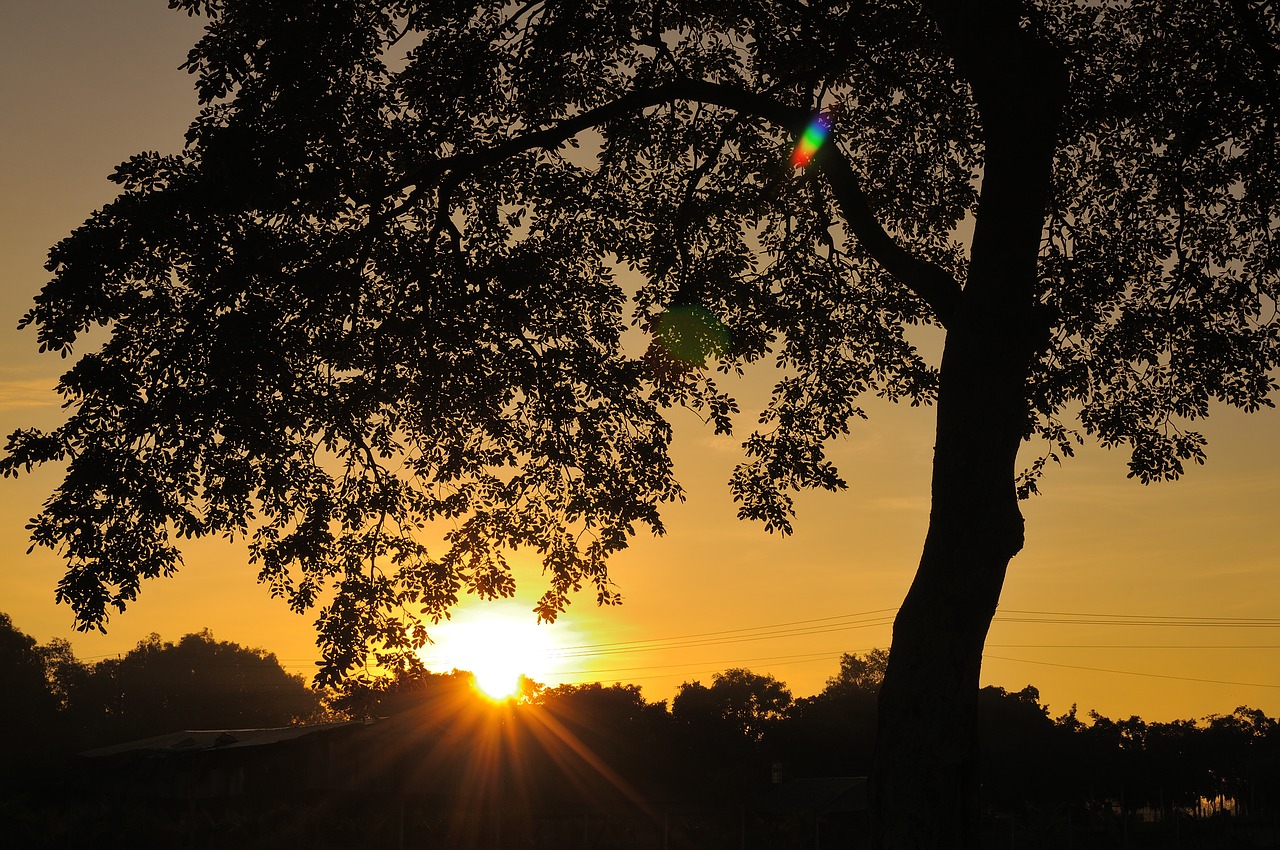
[421,606,562,701]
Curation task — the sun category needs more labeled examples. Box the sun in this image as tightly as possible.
[420,606,563,701]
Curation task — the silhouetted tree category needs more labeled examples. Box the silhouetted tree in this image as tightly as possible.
[780,651,885,779]
[37,637,90,715]
[675,668,793,744]
[75,630,320,745]
[330,664,479,719]
[538,681,669,737]
[1142,717,1207,813]
[4,1,1278,844]
[1199,706,1279,815]
[533,682,676,797]
[825,648,890,696]
[671,669,792,798]
[0,613,60,775]
[975,685,1056,808]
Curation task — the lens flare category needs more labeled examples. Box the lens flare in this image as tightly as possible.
[790,113,832,168]
[654,304,730,366]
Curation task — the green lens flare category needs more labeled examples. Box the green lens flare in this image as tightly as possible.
[654,305,730,365]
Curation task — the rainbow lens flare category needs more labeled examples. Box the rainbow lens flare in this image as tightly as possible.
[790,114,831,168]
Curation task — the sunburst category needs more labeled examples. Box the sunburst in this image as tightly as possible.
[420,604,563,700]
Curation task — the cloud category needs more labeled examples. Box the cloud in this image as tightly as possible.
[0,376,59,409]
[872,496,930,513]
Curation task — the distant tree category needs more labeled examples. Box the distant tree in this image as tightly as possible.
[330,664,480,719]
[76,630,320,744]
[1199,706,1279,814]
[780,653,885,779]
[534,682,673,787]
[4,1,1278,844]
[1043,703,1280,820]
[539,681,668,731]
[37,637,90,714]
[824,648,890,696]
[0,613,59,769]
[1142,717,1208,812]
[974,685,1056,808]
[674,668,792,743]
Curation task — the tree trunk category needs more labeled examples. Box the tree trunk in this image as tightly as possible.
[868,4,1067,847]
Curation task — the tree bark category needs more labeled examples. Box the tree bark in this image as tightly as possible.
[868,4,1067,847]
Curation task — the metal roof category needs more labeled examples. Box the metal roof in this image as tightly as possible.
[79,721,361,758]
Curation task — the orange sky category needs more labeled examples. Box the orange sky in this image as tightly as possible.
[2,1,1277,722]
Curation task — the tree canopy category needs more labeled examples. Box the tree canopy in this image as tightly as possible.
[0,615,318,755]
[0,612,60,750]
[78,629,320,742]
[674,667,793,741]
[6,0,1274,685]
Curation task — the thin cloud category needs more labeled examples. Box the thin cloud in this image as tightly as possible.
[0,376,60,409]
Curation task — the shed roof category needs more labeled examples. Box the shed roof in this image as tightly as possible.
[80,721,361,758]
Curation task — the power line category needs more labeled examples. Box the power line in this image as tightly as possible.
[553,616,898,659]
[987,644,1280,650]
[544,606,1280,688]
[550,607,1280,661]
[995,616,1280,628]
[983,654,1280,690]
[553,644,1280,687]
[555,650,850,678]
[998,608,1280,624]
[554,607,899,653]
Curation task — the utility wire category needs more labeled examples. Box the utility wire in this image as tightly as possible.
[984,654,1280,690]
[550,607,1280,660]
[554,644,1280,683]
[554,607,899,652]
[556,650,849,678]
[999,608,1280,623]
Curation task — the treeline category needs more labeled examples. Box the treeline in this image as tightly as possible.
[4,611,1278,824]
[0,612,320,767]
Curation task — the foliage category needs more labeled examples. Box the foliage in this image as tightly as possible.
[73,629,321,743]
[0,614,323,763]
[824,647,890,695]
[674,667,793,742]
[0,613,60,766]
[540,680,668,726]
[3,0,1277,693]
[328,664,479,718]
[38,637,90,713]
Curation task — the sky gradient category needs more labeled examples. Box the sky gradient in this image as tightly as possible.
[2,1,1277,722]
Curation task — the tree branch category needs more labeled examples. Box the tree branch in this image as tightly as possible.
[396,77,963,327]
[812,144,961,325]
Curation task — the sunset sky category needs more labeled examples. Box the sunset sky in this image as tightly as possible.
[2,1,1277,722]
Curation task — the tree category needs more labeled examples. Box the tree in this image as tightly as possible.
[974,685,1056,809]
[674,668,793,742]
[330,664,482,719]
[781,652,885,779]
[38,636,91,715]
[534,682,674,794]
[0,612,60,768]
[3,0,1277,845]
[75,630,320,744]
[825,647,889,696]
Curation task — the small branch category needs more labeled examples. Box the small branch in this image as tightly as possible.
[813,145,960,325]
[394,78,963,326]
